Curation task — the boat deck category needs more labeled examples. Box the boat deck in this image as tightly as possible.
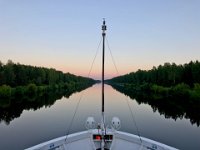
[25,129,178,150]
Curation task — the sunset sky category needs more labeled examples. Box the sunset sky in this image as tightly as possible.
[0,0,200,79]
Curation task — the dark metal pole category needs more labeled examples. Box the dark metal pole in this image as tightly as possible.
[101,19,107,150]
[102,19,106,115]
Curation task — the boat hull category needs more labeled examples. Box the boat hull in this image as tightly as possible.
[25,129,178,150]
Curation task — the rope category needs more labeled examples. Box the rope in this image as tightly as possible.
[105,37,120,76]
[105,36,142,144]
[65,37,102,146]
[87,38,102,77]
[125,97,143,144]
[65,92,84,142]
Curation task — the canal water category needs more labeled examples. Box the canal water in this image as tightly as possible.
[0,84,199,150]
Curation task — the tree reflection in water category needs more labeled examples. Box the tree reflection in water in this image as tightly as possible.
[110,84,200,127]
[0,84,94,125]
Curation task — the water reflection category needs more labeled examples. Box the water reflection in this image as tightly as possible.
[0,85,93,125]
[109,84,200,127]
[0,84,199,150]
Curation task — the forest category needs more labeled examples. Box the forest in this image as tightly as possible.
[0,60,96,99]
[107,61,200,126]
[108,61,200,102]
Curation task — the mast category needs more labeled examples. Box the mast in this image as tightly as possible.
[100,18,107,150]
[102,19,106,125]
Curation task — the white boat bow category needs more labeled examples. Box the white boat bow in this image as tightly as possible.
[25,128,178,150]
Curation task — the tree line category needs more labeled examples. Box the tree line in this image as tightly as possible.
[107,61,200,102]
[0,60,96,99]
[0,60,95,87]
[109,60,200,87]
[107,61,200,125]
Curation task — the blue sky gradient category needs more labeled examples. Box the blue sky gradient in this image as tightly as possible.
[0,0,200,79]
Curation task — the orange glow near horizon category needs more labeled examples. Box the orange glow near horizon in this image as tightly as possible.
[2,56,194,80]
[1,58,162,80]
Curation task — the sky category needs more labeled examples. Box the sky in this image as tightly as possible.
[0,0,200,79]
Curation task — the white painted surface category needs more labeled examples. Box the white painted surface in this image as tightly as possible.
[25,129,178,150]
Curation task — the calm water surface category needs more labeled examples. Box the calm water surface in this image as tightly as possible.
[0,84,200,150]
